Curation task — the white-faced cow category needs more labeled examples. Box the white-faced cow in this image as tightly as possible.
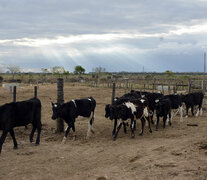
[51,97,96,143]
[0,98,42,154]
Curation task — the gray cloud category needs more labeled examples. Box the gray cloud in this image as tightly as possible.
[0,0,207,72]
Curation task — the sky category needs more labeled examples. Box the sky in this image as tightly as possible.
[0,0,207,73]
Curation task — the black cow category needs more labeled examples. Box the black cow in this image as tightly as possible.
[0,98,42,153]
[145,92,164,124]
[163,94,183,122]
[181,92,204,117]
[109,98,152,140]
[51,97,96,143]
[155,98,171,130]
[105,96,132,136]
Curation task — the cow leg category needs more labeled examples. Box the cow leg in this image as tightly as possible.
[170,110,174,124]
[123,122,127,134]
[163,115,167,129]
[71,123,76,141]
[62,123,72,144]
[113,120,123,141]
[185,106,189,118]
[146,116,152,133]
[150,110,154,125]
[131,119,136,138]
[30,126,37,143]
[0,130,8,154]
[199,106,203,116]
[156,116,160,130]
[35,124,41,145]
[195,106,200,117]
[112,119,117,136]
[191,106,194,116]
[9,129,18,149]
[139,118,145,136]
[169,112,172,126]
[87,111,95,138]
[179,106,183,122]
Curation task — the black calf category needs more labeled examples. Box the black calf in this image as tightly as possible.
[52,97,96,143]
[181,92,204,117]
[155,98,171,130]
[0,98,42,153]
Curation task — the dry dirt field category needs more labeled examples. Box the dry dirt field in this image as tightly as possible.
[0,83,207,180]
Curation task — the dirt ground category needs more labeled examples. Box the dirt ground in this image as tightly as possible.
[0,83,207,180]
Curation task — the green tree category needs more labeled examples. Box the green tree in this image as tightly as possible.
[74,65,85,75]
[165,70,174,77]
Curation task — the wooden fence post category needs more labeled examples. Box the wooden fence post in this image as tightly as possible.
[112,82,116,104]
[13,86,16,102]
[34,86,37,98]
[188,81,192,93]
[57,78,64,133]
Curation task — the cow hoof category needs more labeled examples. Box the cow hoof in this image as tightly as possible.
[13,146,18,150]
[149,130,152,133]
[131,135,135,139]
[35,143,39,146]
[113,137,116,141]
[73,136,77,141]
[139,133,143,136]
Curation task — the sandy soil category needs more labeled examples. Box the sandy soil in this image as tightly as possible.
[0,83,207,180]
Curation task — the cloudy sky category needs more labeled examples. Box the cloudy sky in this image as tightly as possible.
[0,0,207,73]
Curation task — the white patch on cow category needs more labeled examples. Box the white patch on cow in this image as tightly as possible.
[200,108,203,116]
[72,100,77,108]
[155,99,159,103]
[144,117,149,127]
[88,98,92,101]
[124,102,137,114]
[140,99,145,103]
[166,116,169,126]
[143,107,149,117]
[195,109,199,117]
[185,115,189,118]
[171,111,174,122]
[132,121,135,129]
[114,98,118,101]
[61,136,67,144]
[174,109,179,116]
[141,95,145,98]
[65,126,68,132]
[54,104,57,108]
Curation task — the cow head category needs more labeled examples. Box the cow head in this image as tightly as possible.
[105,104,111,118]
[51,102,61,120]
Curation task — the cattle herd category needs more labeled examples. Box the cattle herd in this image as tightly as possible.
[0,89,204,154]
